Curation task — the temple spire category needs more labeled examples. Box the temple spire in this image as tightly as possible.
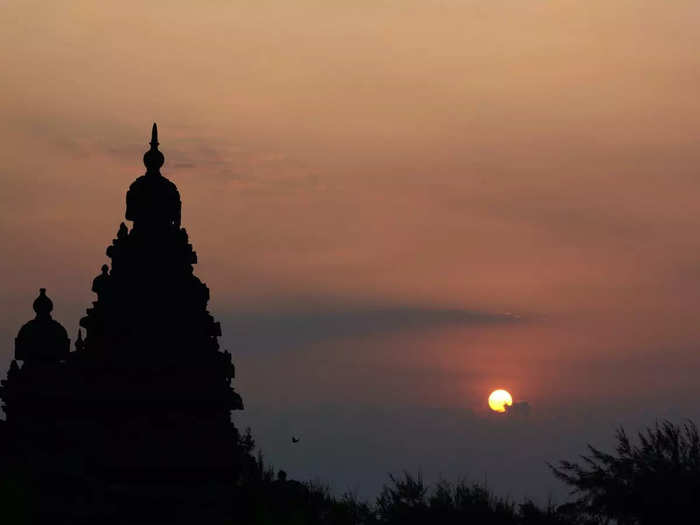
[127,124,181,227]
[143,122,165,174]
[150,123,159,147]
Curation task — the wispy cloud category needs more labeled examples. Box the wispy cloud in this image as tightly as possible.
[222,302,522,354]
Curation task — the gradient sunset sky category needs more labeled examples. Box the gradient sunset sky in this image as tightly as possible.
[2,0,700,500]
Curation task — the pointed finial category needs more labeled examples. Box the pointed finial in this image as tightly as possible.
[150,122,159,147]
[143,122,165,174]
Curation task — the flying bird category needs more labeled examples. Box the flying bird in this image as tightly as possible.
[292,436,300,443]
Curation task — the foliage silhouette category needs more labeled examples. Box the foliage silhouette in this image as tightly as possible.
[231,470,592,525]
[551,419,700,524]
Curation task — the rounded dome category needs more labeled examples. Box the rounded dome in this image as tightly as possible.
[125,174,181,227]
[16,289,70,362]
[33,288,53,316]
[143,147,164,172]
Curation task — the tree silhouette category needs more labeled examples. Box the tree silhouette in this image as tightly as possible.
[550,419,700,524]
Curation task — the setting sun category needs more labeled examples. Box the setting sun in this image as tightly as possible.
[488,389,513,413]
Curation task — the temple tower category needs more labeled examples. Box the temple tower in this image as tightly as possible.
[1,288,69,431]
[77,123,245,492]
[1,125,250,524]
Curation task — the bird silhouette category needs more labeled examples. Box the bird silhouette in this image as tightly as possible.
[292,436,300,443]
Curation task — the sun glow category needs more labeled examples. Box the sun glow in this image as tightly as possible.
[488,389,513,413]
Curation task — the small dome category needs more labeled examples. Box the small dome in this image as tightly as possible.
[143,147,165,172]
[92,264,110,297]
[16,289,70,362]
[33,288,53,317]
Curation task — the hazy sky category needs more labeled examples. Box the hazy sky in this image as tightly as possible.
[2,0,700,500]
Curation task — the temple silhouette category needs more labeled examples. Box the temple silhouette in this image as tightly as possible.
[0,125,252,524]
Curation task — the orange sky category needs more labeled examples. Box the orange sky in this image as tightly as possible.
[2,0,700,499]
